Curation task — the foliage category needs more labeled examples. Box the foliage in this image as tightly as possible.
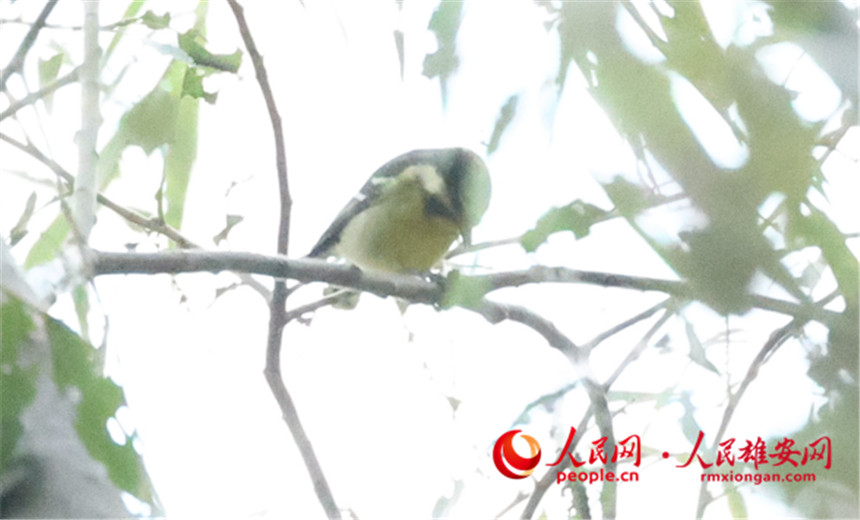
[0,0,856,518]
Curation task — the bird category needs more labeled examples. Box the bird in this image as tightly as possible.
[308,148,491,273]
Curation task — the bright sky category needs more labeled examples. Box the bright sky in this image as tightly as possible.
[1,1,857,519]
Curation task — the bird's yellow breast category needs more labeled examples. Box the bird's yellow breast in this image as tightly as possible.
[333,174,460,272]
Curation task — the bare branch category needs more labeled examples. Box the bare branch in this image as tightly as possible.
[87,249,842,325]
[0,16,140,32]
[0,0,59,92]
[0,132,197,248]
[284,292,346,323]
[603,308,675,388]
[694,318,800,517]
[521,404,595,519]
[227,0,292,255]
[91,251,439,304]
[73,1,101,241]
[583,298,672,352]
[0,66,81,122]
[692,291,838,517]
[0,132,271,299]
[225,1,336,518]
[472,266,839,325]
[463,299,616,518]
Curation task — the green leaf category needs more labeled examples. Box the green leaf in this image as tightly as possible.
[141,10,170,30]
[792,205,859,310]
[677,392,702,445]
[602,177,651,219]
[178,29,242,73]
[181,66,217,103]
[423,1,463,103]
[45,317,150,502]
[725,483,748,518]
[441,271,492,309]
[685,320,718,374]
[72,285,91,342]
[24,213,69,268]
[487,95,518,155]
[521,200,610,252]
[38,53,64,111]
[104,0,149,63]
[101,29,203,233]
[122,82,180,155]
[9,192,37,246]
[162,92,199,229]
[0,298,39,472]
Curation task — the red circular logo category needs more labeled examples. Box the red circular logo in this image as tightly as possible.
[493,429,541,479]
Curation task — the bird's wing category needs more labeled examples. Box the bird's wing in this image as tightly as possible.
[307,151,435,257]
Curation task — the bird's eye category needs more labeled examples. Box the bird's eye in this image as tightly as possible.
[424,195,456,219]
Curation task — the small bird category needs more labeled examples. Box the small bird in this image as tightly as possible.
[308,148,491,273]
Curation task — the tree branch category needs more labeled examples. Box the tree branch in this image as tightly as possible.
[0,66,80,122]
[448,193,687,258]
[225,2,336,518]
[464,299,616,518]
[469,299,581,360]
[471,266,839,325]
[582,298,672,352]
[86,249,849,517]
[72,1,101,241]
[694,318,800,517]
[88,249,842,326]
[0,16,141,32]
[284,292,348,323]
[0,0,58,92]
[693,291,837,516]
[0,132,270,299]
[603,308,675,388]
[91,250,439,303]
[521,404,595,519]
[0,132,198,248]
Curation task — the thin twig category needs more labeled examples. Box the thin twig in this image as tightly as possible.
[0,132,196,247]
[693,291,838,516]
[0,16,140,32]
[466,299,616,518]
[582,298,672,352]
[469,299,581,361]
[516,307,676,518]
[447,236,521,257]
[521,406,595,519]
[448,193,688,258]
[0,66,81,122]
[619,1,666,52]
[225,2,338,519]
[603,308,675,388]
[0,0,59,92]
[0,132,271,298]
[284,292,344,323]
[471,266,839,325]
[493,492,529,520]
[693,318,800,517]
